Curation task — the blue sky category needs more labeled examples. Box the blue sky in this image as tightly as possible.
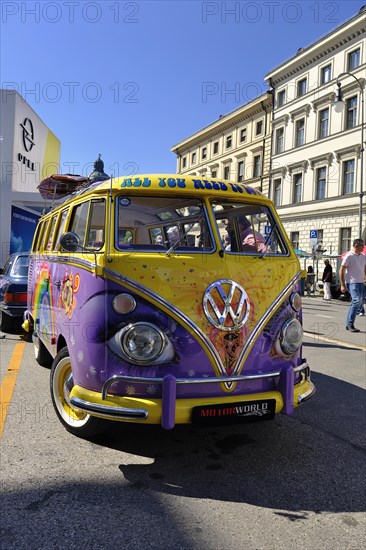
[1,0,363,178]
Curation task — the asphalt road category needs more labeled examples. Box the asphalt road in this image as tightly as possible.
[0,296,365,550]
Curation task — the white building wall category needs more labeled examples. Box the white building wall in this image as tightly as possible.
[266,8,366,254]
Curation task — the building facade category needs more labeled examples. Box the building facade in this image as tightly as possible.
[265,7,365,255]
[0,90,61,266]
[171,8,365,257]
[171,93,272,197]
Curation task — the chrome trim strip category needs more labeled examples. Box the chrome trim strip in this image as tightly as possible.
[297,382,316,403]
[30,254,96,271]
[70,396,148,419]
[101,369,282,400]
[293,362,309,373]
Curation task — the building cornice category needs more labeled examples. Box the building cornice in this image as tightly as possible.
[289,103,311,121]
[272,114,290,127]
[335,144,362,161]
[311,92,336,112]
[286,160,309,174]
[309,153,334,169]
[171,93,272,153]
[265,11,366,85]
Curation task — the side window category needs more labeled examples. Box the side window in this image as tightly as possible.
[32,222,44,252]
[69,202,89,248]
[53,209,69,251]
[46,216,58,251]
[39,219,50,251]
[85,200,106,249]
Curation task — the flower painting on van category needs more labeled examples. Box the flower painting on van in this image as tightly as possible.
[58,270,78,319]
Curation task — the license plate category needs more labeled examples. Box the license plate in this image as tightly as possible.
[192,399,276,426]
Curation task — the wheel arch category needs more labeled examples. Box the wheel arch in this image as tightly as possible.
[57,334,67,354]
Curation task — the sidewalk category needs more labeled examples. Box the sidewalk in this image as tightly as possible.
[301,293,366,350]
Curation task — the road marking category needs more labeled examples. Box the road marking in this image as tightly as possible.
[0,342,26,440]
[304,331,366,352]
[316,314,333,319]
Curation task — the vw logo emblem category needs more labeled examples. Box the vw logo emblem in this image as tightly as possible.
[20,118,35,152]
[203,279,250,332]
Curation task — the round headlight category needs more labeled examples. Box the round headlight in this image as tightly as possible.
[121,322,165,363]
[279,318,303,355]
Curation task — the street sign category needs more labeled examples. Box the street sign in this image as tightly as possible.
[264,225,272,235]
[309,229,318,249]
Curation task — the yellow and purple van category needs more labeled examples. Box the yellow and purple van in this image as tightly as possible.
[24,174,315,437]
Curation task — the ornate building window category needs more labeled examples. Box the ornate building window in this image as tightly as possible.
[347,48,360,70]
[346,97,358,129]
[293,173,302,203]
[340,228,352,254]
[297,78,307,97]
[275,127,284,154]
[253,155,261,178]
[237,161,244,182]
[295,118,305,147]
[342,159,355,194]
[320,64,332,85]
[318,108,329,139]
[273,178,282,206]
[316,166,327,199]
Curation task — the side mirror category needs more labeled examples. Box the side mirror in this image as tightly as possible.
[60,232,80,253]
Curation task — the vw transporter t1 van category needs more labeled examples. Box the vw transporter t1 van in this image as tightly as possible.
[24,174,315,437]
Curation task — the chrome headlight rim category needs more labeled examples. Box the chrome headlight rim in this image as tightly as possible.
[279,318,303,356]
[120,322,167,365]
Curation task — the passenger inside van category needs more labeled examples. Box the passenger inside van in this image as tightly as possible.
[238,216,267,253]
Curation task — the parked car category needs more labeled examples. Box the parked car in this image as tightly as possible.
[0,253,29,333]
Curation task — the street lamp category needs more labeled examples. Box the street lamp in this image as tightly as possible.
[334,72,364,239]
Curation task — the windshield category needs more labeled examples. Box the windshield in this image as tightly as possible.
[116,196,214,252]
[211,200,288,256]
[2,255,29,276]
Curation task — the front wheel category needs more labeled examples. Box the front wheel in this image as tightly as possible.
[50,347,103,438]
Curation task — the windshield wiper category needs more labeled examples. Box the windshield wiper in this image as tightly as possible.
[165,217,203,257]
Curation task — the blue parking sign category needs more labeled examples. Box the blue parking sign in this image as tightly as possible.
[310,230,318,239]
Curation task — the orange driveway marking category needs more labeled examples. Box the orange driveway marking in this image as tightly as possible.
[0,342,26,440]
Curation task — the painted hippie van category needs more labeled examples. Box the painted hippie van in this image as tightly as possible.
[24,174,315,437]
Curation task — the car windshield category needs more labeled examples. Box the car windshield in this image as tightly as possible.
[116,196,214,252]
[211,200,288,256]
[11,255,29,277]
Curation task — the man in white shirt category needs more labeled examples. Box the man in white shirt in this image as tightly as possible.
[339,238,366,332]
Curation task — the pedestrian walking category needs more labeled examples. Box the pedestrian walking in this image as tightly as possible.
[322,259,332,300]
[339,238,366,332]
